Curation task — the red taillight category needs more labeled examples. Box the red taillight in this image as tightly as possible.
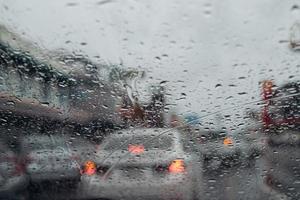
[14,163,25,175]
[10,157,25,176]
[168,159,185,174]
[128,144,145,154]
[82,160,96,175]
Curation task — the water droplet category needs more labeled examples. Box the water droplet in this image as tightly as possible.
[66,2,78,7]
[41,102,50,107]
[238,92,247,95]
[96,0,114,6]
[291,4,299,11]
[203,3,212,17]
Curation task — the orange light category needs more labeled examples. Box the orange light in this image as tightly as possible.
[262,80,273,89]
[128,144,145,154]
[223,137,233,146]
[83,160,96,175]
[168,159,185,173]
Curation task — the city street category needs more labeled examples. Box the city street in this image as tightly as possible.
[28,157,287,200]
[0,0,299,199]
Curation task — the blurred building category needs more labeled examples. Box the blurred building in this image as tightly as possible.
[0,25,132,141]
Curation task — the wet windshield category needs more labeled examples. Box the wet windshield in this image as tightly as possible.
[0,0,299,200]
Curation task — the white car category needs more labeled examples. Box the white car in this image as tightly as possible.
[78,128,203,200]
[195,129,261,170]
[0,140,28,199]
[19,135,81,187]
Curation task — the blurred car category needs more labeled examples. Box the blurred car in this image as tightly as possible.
[78,128,203,200]
[263,81,300,199]
[242,127,267,158]
[19,135,81,190]
[0,140,28,199]
[196,129,258,169]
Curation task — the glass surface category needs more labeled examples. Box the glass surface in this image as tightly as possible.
[0,0,299,199]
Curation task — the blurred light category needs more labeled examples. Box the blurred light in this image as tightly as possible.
[128,144,145,154]
[168,159,185,173]
[223,137,233,146]
[83,160,96,175]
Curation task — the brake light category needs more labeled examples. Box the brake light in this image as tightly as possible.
[11,157,25,176]
[82,160,96,175]
[128,144,144,154]
[168,159,185,173]
[223,137,233,146]
[14,163,25,175]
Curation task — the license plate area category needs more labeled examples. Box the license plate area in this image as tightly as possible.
[122,167,146,179]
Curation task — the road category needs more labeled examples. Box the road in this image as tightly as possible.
[28,157,288,200]
[201,157,288,200]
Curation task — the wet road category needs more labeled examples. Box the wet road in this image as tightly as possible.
[202,159,264,200]
[201,158,287,200]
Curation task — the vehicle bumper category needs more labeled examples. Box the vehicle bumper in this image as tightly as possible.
[78,174,194,200]
[203,148,242,169]
[27,165,80,182]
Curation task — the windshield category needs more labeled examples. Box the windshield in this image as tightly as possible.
[0,0,299,200]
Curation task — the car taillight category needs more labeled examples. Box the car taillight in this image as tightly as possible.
[9,157,25,176]
[223,137,233,146]
[168,159,185,174]
[82,160,96,175]
[14,162,25,175]
[128,144,145,154]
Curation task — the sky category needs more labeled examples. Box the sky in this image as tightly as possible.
[0,0,299,127]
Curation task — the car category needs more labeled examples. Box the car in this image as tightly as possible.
[78,128,203,200]
[262,81,300,199]
[19,134,81,192]
[0,139,28,199]
[195,129,258,170]
[241,127,267,159]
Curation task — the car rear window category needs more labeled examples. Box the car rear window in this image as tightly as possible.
[103,135,173,151]
[202,131,227,140]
